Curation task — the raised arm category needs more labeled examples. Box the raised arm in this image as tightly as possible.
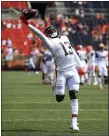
[20,14,52,50]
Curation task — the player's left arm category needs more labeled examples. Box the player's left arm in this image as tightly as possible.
[20,13,52,51]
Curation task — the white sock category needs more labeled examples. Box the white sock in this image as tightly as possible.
[70,99,79,115]
[70,99,79,125]
[88,76,91,84]
[98,77,102,85]
[72,117,77,125]
[93,76,97,83]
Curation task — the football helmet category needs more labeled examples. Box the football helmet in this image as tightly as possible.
[76,45,83,50]
[99,43,104,48]
[99,43,104,50]
[44,25,59,38]
[86,45,93,52]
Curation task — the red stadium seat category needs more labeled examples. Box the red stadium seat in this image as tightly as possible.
[1,1,28,9]
[2,20,43,55]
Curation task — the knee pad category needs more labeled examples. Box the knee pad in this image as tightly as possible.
[56,95,65,102]
[69,90,78,100]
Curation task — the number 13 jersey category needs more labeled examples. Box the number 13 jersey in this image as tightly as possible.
[49,35,81,71]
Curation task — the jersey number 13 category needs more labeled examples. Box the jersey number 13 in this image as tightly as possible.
[60,42,73,56]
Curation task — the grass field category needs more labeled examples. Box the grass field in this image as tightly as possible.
[2,71,108,136]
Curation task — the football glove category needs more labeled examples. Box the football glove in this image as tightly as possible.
[78,67,85,76]
[20,14,29,25]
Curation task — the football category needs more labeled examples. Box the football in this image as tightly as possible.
[22,8,37,20]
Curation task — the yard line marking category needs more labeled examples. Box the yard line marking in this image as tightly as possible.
[2,118,107,121]
[2,101,108,104]
[2,91,108,94]
[2,109,108,111]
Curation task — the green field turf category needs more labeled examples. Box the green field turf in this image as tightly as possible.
[2,71,108,136]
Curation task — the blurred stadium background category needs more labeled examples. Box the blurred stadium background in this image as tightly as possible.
[1,1,109,70]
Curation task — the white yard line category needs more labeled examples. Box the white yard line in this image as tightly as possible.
[2,109,108,111]
[2,118,107,122]
[2,101,108,104]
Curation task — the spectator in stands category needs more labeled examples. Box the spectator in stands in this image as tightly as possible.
[95,13,105,25]
[5,41,14,68]
[95,43,108,89]
[17,20,22,29]
[6,38,12,47]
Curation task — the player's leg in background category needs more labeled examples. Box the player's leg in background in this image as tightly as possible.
[41,62,48,84]
[92,71,98,85]
[87,66,92,85]
[27,58,32,75]
[84,72,88,84]
[33,55,39,74]
[97,66,103,90]
[84,63,88,84]
[46,63,55,84]
[67,74,80,131]
[29,57,38,74]
[88,72,92,85]
[103,66,108,84]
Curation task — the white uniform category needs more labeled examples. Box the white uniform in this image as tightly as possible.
[96,50,108,76]
[76,50,87,72]
[76,50,87,84]
[41,50,55,83]
[87,50,98,85]
[29,49,39,69]
[28,24,81,94]
[87,50,96,76]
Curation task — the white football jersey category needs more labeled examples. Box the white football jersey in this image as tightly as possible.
[87,50,96,66]
[43,49,54,64]
[76,50,87,62]
[28,24,81,71]
[96,50,108,66]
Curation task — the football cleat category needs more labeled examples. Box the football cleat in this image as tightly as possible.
[99,84,103,90]
[93,82,98,85]
[34,71,39,75]
[70,123,79,132]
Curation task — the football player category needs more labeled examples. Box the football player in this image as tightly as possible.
[86,45,98,85]
[40,49,55,84]
[95,43,108,90]
[76,45,88,85]
[20,10,84,132]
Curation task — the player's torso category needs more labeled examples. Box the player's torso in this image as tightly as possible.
[76,50,86,62]
[49,36,76,71]
[96,50,108,66]
[87,50,95,65]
